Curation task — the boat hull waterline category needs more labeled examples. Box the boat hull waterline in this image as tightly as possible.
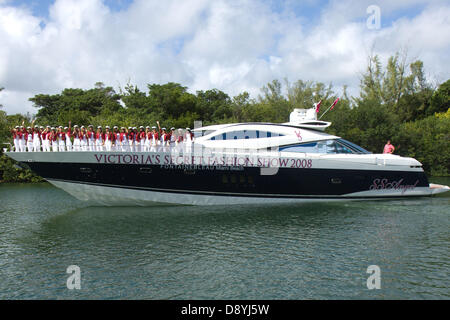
[6,151,449,206]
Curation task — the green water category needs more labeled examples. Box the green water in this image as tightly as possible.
[0,178,449,299]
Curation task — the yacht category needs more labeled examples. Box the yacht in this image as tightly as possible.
[5,107,449,205]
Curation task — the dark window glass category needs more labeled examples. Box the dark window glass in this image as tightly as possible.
[280,140,355,154]
[337,138,371,154]
[279,143,318,153]
[209,130,284,140]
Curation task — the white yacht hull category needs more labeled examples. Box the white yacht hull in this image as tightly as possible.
[47,179,443,206]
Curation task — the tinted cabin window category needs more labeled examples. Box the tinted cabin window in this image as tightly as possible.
[209,130,283,140]
[279,143,318,153]
[280,140,354,154]
[337,138,371,154]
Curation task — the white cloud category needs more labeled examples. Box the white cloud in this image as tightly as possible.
[0,0,449,115]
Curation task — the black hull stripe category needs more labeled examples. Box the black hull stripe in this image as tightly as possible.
[48,178,430,200]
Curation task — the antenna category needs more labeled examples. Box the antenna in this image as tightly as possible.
[318,98,339,120]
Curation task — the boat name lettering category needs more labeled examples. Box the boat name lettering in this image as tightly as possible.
[93,153,313,168]
[94,153,161,164]
[369,178,419,194]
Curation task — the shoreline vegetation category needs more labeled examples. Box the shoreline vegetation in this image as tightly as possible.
[0,52,449,183]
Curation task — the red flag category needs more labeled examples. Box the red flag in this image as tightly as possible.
[315,100,322,113]
[330,98,339,110]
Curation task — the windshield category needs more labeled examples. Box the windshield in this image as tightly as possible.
[279,139,370,154]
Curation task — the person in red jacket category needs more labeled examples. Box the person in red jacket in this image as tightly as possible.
[127,127,135,152]
[104,126,114,152]
[138,126,146,152]
[65,122,72,152]
[25,126,34,152]
[134,127,141,152]
[33,126,43,152]
[176,128,184,144]
[57,126,65,152]
[11,126,19,152]
[144,126,150,152]
[95,126,104,151]
[169,127,177,147]
[151,126,159,142]
[383,140,395,154]
[72,125,81,151]
[41,126,51,152]
[50,127,58,152]
[119,127,128,152]
[85,125,94,151]
[17,125,26,152]
[160,128,169,146]
[112,126,120,151]
[80,126,88,151]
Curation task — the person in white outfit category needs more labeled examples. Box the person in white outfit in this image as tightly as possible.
[184,127,194,153]
[12,126,20,152]
[57,126,66,152]
[26,127,34,152]
[126,127,134,152]
[138,126,145,152]
[104,126,113,151]
[149,126,159,152]
[73,125,81,151]
[64,123,72,151]
[113,126,120,151]
[87,125,95,151]
[169,127,176,148]
[95,126,104,151]
[42,126,51,152]
[119,127,127,151]
[18,126,26,152]
[50,127,59,152]
[80,126,88,151]
[144,126,151,152]
[33,126,42,152]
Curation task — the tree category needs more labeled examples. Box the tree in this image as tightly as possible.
[255,80,291,123]
[0,87,9,144]
[196,89,232,123]
[392,111,450,175]
[120,82,151,110]
[286,79,335,110]
[429,79,450,116]
[231,92,250,122]
[358,54,384,103]
[147,82,197,119]
[382,52,408,106]
[30,84,122,124]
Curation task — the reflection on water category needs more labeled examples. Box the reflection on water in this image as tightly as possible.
[0,180,449,299]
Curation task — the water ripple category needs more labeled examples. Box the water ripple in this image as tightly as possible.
[0,182,449,299]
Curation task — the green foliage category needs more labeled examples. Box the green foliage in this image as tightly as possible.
[392,112,450,176]
[0,154,43,183]
[0,87,8,143]
[29,85,122,125]
[196,89,232,123]
[429,79,450,116]
[1,52,449,180]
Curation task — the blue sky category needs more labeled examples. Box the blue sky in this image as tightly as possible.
[0,0,449,114]
[11,0,133,16]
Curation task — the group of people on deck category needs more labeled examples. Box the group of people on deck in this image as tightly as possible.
[10,120,194,152]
